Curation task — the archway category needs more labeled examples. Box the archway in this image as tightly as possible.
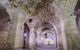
[22,23,30,49]
[41,30,57,47]
[36,25,58,50]
[0,4,10,50]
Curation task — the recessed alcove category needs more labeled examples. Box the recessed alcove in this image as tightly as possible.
[22,23,30,49]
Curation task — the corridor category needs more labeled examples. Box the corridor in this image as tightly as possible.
[0,0,79,50]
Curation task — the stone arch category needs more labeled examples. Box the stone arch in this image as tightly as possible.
[36,22,58,47]
[5,9,29,49]
[41,30,57,47]
[21,15,39,50]
[11,10,31,49]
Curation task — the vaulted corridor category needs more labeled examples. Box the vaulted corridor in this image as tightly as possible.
[0,0,80,50]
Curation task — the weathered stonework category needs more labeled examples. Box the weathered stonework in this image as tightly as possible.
[0,0,80,50]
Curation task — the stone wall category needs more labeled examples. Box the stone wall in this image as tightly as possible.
[0,0,80,50]
[58,0,80,50]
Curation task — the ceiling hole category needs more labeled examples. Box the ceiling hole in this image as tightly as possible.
[29,19,32,23]
[8,0,12,1]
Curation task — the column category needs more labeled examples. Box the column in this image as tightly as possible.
[6,16,18,50]
[29,28,37,50]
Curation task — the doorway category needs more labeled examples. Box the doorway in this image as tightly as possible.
[41,31,57,47]
[22,23,30,49]
[37,29,57,48]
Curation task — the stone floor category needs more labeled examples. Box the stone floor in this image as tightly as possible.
[14,48,29,50]
[14,48,58,50]
[14,45,58,50]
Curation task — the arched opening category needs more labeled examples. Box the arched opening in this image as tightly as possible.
[74,0,80,31]
[0,5,10,49]
[36,26,57,50]
[22,23,30,49]
[41,30,57,47]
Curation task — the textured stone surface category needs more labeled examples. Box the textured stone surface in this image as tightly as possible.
[0,0,79,50]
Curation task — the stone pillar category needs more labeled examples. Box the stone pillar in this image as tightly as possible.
[12,10,28,49]
[6,16,18,50]
[6,9,27,49]
[14,15,24,48]
[36,27,42,47]
[65,15,79,50]
[60,19,67,50]
[29,28,37,50]
[14,19,23,48]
